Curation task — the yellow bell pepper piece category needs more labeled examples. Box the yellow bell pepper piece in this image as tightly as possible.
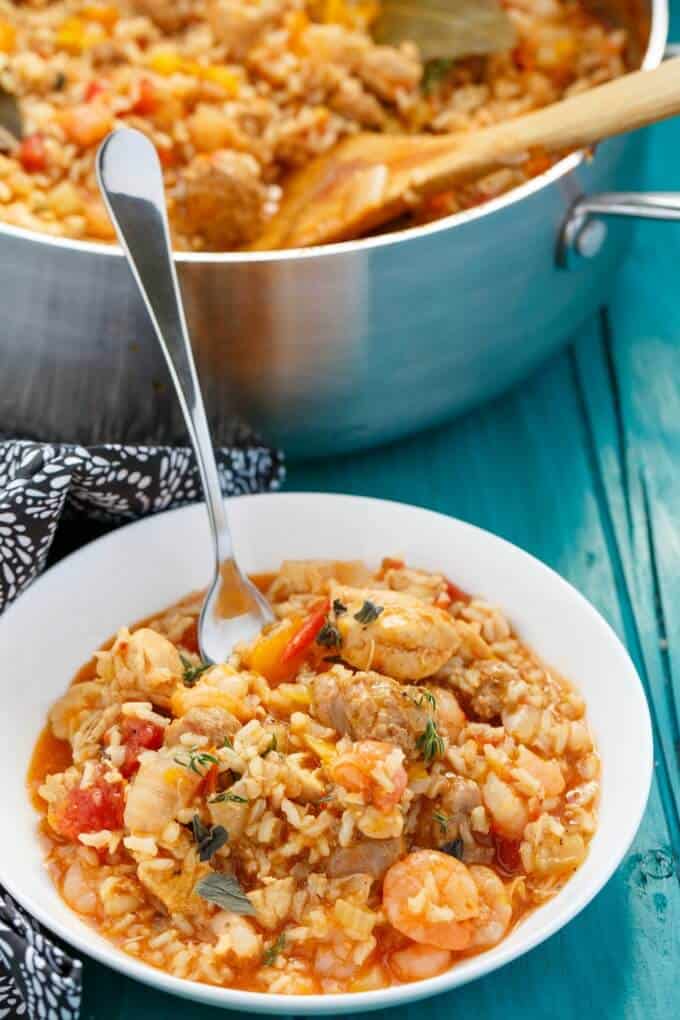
[243,618,304,685]
[81,4,120,29]
[0,21,16,53]
[201,66,239,95]
[148,49,184,75]
[303,734,337,765]
[56,17,104,54]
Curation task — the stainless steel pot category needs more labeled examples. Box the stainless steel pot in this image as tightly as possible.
[1,0,675,459]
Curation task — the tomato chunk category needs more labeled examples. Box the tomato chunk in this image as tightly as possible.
[60,103,113,147]
[119,716,164,778]
[18,133,47,173]
[494,835,522,875]
[130,77,157,116]
[446,579,470,603]
[84,79,107,102]
[53,779,124,841]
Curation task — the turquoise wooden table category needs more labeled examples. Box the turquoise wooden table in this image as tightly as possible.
[77,56,679,1020]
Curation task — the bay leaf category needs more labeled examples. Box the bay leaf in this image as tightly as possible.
[372,0,516,62]
[0,85,21,147]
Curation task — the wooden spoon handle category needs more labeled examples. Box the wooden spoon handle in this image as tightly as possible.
[419,57,680,196]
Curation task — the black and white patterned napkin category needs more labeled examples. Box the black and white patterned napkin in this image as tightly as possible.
[0,435,285,1018]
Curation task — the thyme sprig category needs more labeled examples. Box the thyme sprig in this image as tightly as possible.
[173,746,219,776]
[262,933,287,967]
[179,653,211,688]
[416,718,445,765]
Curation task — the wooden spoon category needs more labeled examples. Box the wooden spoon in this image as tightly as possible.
[253,57,680,250]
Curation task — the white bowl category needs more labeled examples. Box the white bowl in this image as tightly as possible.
[0,493,652,1014]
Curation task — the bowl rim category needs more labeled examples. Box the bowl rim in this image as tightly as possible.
[0,2,666,266]
[0,492,654,1014]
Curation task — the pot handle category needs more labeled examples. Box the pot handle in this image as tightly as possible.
[557,191,680,267]
[558,41,680,267]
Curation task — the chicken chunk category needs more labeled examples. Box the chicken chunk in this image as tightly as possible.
[248,876,294,930]
[164,706,240,747]
[382,565,447,604]
[311,666,429,757]
[137,849,209,916]
[49,680,111,742]
[134,0,197,32]
[124,750,202,835]
[331,585,461,680]
[208,777,251,840]
[303,24,370,70]
[357,44,422,102]
[96,628,183,709]
[174,150,267,249]
[327,837,403,880]
[328,77,387,129]
[267,559,373,601]
[208,0,283,60]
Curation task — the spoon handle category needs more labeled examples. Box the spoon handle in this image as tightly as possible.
[96,127,232,566]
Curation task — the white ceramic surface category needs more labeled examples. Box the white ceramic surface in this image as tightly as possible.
[0,493,653,1014]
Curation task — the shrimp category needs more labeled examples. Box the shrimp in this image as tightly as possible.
[62,861,98,915]
[331,740,407,812]
[482,772,529,840]
[383,850,480,950]
[467,866,512,949]
[331,585,460,681]
[389,944,453,982]
[516,746,565,798]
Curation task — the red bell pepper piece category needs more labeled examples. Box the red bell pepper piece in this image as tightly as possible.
[280,599,330,664]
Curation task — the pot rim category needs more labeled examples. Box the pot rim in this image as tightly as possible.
[0,0,667,265]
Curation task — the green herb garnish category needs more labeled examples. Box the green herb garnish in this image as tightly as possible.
[173,746,219,776]
[354,600,384,625]
[179,653,211,688]
[332,599,347,616]
[433,810,450,833]
[194,872,255,915]
[209,791,248,804]
[262,933,286,967]
[415,689,437,710]
[222,735,233,749]
[416,719,445,765]
[316,620,342,648]
[441,838,464,861]
[191,814,229,861]
[422,58,455,95]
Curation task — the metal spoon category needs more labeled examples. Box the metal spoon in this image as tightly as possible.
[96,127,274,663]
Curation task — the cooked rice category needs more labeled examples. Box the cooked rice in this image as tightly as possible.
[0,0,627,249]
[29,556,599,994]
